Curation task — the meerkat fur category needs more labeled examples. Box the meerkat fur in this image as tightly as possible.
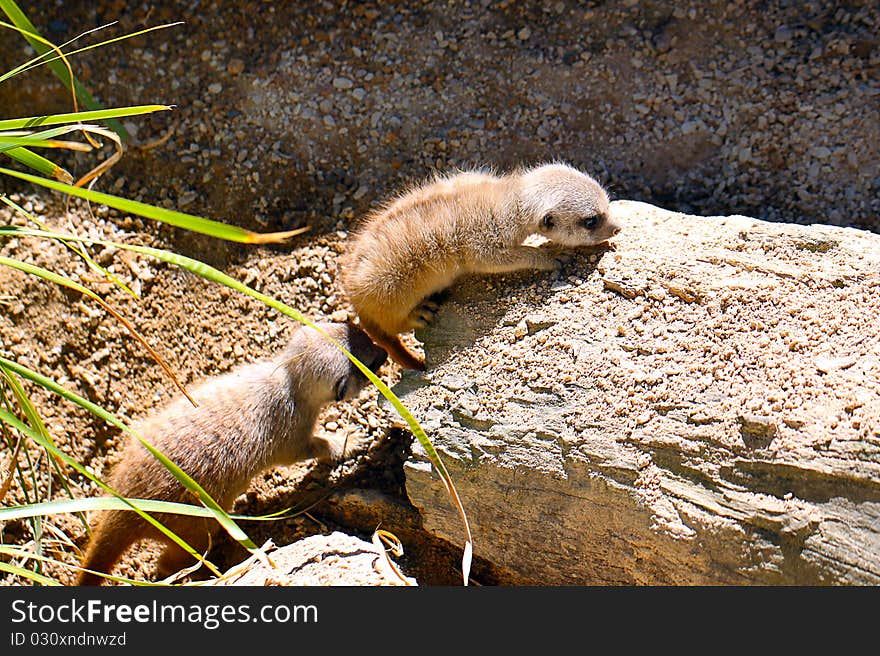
[341,162,621,369]
[76,322,386,585]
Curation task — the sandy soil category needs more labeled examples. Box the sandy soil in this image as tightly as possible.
[0,0,877,584]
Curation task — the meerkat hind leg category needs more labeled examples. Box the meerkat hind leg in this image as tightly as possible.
[406,301,440,329]
[156,521,212,580]
[405,289,450,329]
[427,290,449,304]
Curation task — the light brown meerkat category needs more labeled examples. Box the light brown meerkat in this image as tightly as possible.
[340,162,621,370]
[76,322,387,585]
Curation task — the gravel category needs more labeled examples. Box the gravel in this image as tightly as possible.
[0,1,876,231]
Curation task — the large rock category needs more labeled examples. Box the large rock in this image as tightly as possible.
[209,532,415,586]
[396,200,880,585]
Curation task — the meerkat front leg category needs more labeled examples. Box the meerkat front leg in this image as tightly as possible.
[301,432,368,463]
[475,245,560,275]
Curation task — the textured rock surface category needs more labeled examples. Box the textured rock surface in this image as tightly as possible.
[397,200,880,585]
[209,532,415,586]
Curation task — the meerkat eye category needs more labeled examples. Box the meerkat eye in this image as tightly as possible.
[541,214,554,230]
[334,376,349,401]
[582,215,600,230]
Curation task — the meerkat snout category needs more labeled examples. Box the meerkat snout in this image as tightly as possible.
[524,163,618,247]
[278,322,387,404]
[284,322,387,403]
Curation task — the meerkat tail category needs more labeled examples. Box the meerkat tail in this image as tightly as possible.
[76,569,105,586]
[359,317,425,371]
[76,512,135,586]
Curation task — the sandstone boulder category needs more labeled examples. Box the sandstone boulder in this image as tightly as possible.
[396,200,880,585]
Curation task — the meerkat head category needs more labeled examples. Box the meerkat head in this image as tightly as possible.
[283,322,387,405]
[519,163,620,247]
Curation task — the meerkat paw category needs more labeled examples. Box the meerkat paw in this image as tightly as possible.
[530,253,564,272]
[529,248,563,272]
[311,433,374,463]
[554,253,573,265]
[405,300,441,329]
[326,432,374,462]
[529,245,569,271]
[340,433,375,460]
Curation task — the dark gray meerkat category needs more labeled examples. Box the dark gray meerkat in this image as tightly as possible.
[76,322,387,585]
[340,162,621,370]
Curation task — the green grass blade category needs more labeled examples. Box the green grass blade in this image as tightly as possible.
[8,23,184,84]
[1,125,92,138]
[0,545,163,586]
[0,20,117,85]
[0,136,89,151]
[3,146,71,182]
[0,167,308,244]
[0,255,101,298]
[0,124,100,154]
[0,497,220,522]
[0,0,129,139]
[0,105,170,131]
[0,496,311,523]
[0,561,61,586]
[0,357,258,563]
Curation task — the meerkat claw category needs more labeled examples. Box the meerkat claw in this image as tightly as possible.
[406,300,440,328]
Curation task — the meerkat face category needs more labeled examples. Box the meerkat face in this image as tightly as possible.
[522,163,621,247]
[285,322,387,404]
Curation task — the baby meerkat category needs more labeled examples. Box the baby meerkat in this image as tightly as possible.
[76,322,387,585]
[341,162,620,369]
